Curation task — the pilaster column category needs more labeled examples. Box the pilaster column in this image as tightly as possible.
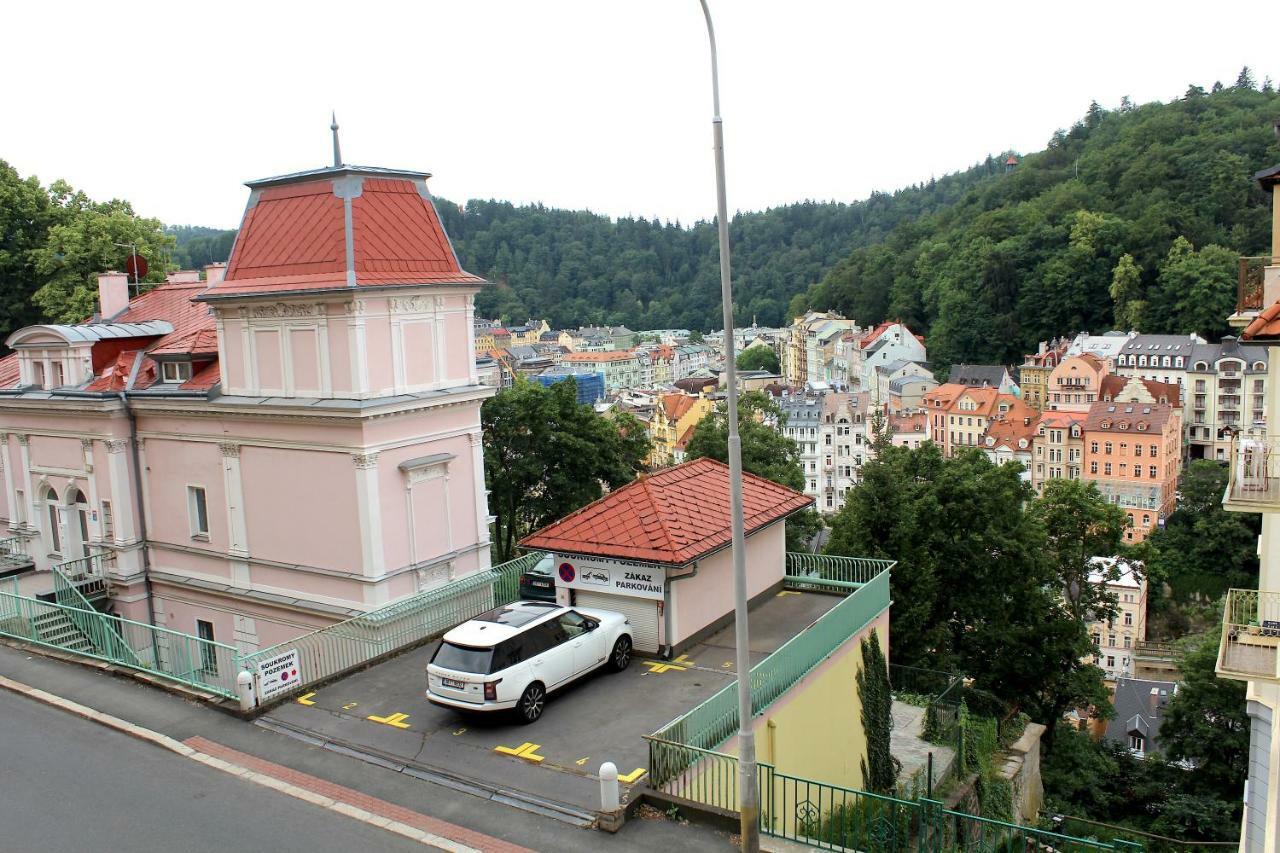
[469,431,490,550]
[0,434,14,530]
[219,442,249,558]
[352,452,384,577]
[81,438,102,543]
[17,435,37,536]
[104,439,136,545]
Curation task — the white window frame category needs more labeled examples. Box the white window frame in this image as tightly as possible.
[187,485,209,539]
[100,500,113,540]
[162,361,193,383]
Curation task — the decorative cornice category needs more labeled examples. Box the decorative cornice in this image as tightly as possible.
[104,439,130,454]
[248,302,316,319]
[80,438,94,450]
[351,452,379,469]
[390,295,441,314]
[16,434,29,447]
[218,442,241,459]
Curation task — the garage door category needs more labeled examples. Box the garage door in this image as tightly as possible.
[573,591,661,654]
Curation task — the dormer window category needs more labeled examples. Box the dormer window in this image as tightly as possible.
[162,361,192,383]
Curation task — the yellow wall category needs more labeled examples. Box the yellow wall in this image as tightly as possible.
[711,609,889,833]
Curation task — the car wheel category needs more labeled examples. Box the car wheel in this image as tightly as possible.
[608,636,632,672]
[517,683,546,724]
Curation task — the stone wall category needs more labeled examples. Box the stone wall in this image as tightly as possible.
[997,721,1046,824]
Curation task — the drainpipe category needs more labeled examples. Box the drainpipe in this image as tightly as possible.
[663,561,699,658]
[118,380,160,646]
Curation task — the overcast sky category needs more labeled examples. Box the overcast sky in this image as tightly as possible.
[3,1,1273,230]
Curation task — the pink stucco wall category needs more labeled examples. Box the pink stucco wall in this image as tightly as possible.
[670,520,786,645]
[144,438,230,551]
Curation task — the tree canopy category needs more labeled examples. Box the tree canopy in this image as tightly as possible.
[482,378,650,561]
[735,344,781,374]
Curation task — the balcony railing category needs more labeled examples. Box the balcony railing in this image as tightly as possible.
[1238,256,1280,313]
[1217,588,1280,682]
[1224,433,1280,511]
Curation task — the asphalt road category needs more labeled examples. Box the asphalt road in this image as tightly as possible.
[0,689,428,853]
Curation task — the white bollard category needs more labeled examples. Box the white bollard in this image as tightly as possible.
[235,670,255,712]
[599,761,620,813]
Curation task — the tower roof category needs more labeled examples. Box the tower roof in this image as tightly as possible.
[201,165,484,301]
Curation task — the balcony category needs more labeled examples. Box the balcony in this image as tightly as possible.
[1217,589,1280,682]
[1224,433,1280,512]
[1231,256,1280,327]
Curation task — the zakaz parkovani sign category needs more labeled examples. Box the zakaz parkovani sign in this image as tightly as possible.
[554,555,665,600]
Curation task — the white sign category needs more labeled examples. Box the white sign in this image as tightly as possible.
[554,555,665,601]
[256,648,302,700]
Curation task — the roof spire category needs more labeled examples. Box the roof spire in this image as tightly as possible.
[330,111,342,168]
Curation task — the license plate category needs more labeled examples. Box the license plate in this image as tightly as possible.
[441,677,466,689]
[529,579,551,588]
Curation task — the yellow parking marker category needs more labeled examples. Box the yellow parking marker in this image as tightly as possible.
[342,702,358,710]
[296,692,316,706]
[366,712,411,729]
[494,742,545,763]
[618,767,647,784]
[644,653,695,674]
[575,757,590,766]
[722,661,733,668]
[453,727,468,736]
[776,590,801,597]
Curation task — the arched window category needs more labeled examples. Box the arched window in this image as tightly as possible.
[44,487,61,554]
[69,488,90,557]
[1255,362,1266,371]
[1195,362,1208,370]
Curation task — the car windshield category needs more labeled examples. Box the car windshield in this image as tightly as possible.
[432,642,493,674]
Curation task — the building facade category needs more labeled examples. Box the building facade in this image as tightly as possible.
[0,159,495,652]
[1185,338,1268,461]
[1081,401,1181,543]
[1086,556,1148,681]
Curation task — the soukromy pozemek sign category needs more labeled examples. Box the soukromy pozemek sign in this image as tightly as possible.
[255,648,302,700]
[554,555,665,600]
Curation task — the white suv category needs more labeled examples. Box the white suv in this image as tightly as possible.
[426,600,633,723]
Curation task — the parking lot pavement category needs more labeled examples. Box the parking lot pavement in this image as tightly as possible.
[264,590,842,816]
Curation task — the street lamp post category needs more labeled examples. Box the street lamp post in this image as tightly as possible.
[697,2,759,850]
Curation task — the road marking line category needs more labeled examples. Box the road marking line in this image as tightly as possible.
[643,653,696,674]
[366,712,411,729]
[722,661,734,668]
[575,757,589,766]
[494,742,545,763]
[618,767,647,783]
[296,692,316,706]
[776,590,801,597]
[453,727,467,736]
[342,702,358,710]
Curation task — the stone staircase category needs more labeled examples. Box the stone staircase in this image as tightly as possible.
[30,609,94,655]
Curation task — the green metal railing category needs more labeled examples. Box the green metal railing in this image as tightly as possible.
[785,552,894,591]
[651,555,893,759]
[236,551,544,705]
[0,588,238,697]
[1052,815,1236,852]
[646,738,751,812]
[0,535,29,559]
[1217,587,1280,682]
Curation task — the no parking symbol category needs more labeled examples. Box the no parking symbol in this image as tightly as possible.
[255,648,302,700]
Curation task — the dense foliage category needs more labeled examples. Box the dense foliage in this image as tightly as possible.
[168,225,236,271]
[0,160,171,332]
[1042,634,1246,842]
[825,444,1112,734]
[796,82,1280,366]
[735,344,780,374]
[481,378,649,561]
[857,630,898,794]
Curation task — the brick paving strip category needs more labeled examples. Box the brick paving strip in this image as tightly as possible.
[0,675,531,853]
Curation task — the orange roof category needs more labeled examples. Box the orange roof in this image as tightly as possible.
[983,405,1040,450]
[923,382,966,409]
[890,412,927,433]
[861,319,924,347]
[206,170,483,299]
[1038,411,1085,429]
[1083,401,1178,433]
[661,393,698,421]
[519,457,812,565]
[562,351,636,362]
[1244,300,1280,341]
[1099,374,1181,408]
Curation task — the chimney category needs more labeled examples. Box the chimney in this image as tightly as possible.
[1038,341,1047,356]
[97,271,130,319]
[166,270,202,284]
[204,262,227,285]
[1148,686,1160,716]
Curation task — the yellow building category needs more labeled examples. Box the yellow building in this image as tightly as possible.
[649,392,712,467]
[473,328,495,355]
[1019,339,1067,411]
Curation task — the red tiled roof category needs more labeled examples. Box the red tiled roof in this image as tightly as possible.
[182,361,221,391]
[661,393,697,421]
[1083,400,1178,433]
[861,319,924,347]
[519,457,812,565]
[1244,300,1280,341]
[0,353,19,388]
[1099,374,1181,408]
[207,174,483,298]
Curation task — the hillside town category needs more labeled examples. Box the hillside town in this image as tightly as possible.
[1,5,1278,853]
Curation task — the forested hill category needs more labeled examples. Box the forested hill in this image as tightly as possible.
[796,82,1280,367]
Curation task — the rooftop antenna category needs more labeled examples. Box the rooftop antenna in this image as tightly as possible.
[331,111,342,168]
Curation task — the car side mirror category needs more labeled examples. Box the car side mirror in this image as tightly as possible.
[586,620,599,631]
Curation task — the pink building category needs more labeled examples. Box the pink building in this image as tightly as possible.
[0,159,494,654]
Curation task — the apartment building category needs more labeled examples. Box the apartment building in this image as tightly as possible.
[778,391,868,513]
[1020,338,1068,410]
[857,321,927,391]
[558,350,643,391]
[950,364,1019,396]
[1081,401,1181,543]
[1086,556,1148,681]
[1045,353,1108,412]
[980,409,1038,482]
[1185,338,1268,461]
[648,392,712,468]
[1218,150,1280,853]
[1031,412,1085,494]
[871,360,935,407]
[929,385,1032,457]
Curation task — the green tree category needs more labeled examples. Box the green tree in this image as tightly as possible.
[1160,633,1249,820]
[857,630,898,793]
[482,378,650,561]
[736,344,780,374]
[1030,479,1130,623]
[0,160,59,341]
[31,188,172,323]
[688,329,704,343]
[1108,253,1144,330]
[1146,237,1237,339]
[685,391,821,549]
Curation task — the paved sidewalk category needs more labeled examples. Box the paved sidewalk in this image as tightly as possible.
[0,643,736,852]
